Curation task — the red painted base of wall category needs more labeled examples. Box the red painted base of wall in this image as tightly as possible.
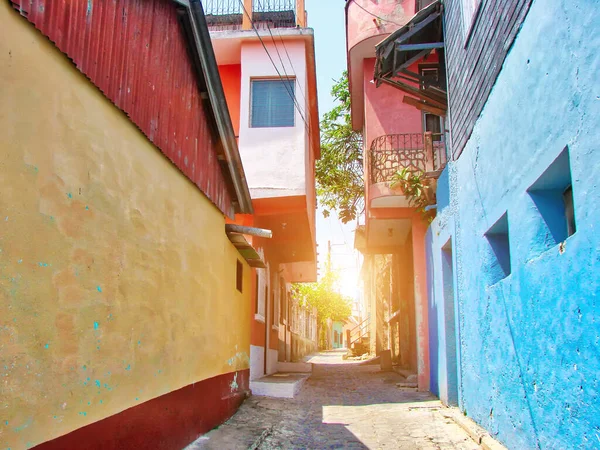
[34,369,249,450]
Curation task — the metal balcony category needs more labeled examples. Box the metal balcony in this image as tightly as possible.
[369,132,447,185]
[202,0,303,31]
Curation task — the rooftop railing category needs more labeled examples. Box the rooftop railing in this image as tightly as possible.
[202,0,305,31]
[369,132,447,185]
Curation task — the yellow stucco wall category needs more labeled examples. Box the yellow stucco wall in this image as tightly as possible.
[0,3,251,448]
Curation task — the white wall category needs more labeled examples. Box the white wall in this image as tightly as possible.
[239,40,308,199]
[249,344,265,381]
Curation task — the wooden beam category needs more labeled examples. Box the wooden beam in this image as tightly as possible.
[380,78,447,109]
[397,42,445,52]
[402,95,446,116]
[394,48,431,75]
[393,11,441,45]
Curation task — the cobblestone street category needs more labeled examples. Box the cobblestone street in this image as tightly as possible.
[189,351,480,450]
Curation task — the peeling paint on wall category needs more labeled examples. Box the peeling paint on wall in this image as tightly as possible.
[230,372,239,392]
[0,2,252,447]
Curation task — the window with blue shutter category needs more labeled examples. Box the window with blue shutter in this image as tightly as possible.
[251,79,295,128]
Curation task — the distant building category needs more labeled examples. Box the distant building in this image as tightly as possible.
[347,0,447,391]
[204,0,320,376]
[1,0,255,448]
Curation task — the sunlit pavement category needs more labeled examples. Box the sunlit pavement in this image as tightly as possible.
[188,350,479,450]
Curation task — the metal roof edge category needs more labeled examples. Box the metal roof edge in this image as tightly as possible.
[184,0,254,216]
[375,0,442,52]
[303,31,321,161]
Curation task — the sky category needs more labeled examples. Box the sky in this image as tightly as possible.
[305,0,363,300]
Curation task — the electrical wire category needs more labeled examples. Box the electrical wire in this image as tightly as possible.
[352,2,404,27]
[266,25,314,139]
[276,30,308,107]
[237,0,310,131]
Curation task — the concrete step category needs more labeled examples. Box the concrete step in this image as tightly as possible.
[250,373,310,399]
[277,361,312,373]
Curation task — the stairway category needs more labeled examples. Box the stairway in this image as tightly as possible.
[347,316,370,356]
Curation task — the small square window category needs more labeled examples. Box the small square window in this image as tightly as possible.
[251,79,295,128]
[485,213,511,284]
[528,146,576,245]
[563,185,576,237]
[236,260,243,293]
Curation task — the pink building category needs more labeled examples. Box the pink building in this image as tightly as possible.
[346,0,447,391]
[205,0,321,382]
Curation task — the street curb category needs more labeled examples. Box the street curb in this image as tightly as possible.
[442,408,507,450]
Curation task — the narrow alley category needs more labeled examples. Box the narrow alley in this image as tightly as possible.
[1,0,597,447]
[190,351,480,450]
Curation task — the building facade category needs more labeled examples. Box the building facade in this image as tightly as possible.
[426,0,599,448]
[346,0,446,391]
[0,0,256,448]
[204,0,320,379]
[348,0,600,447]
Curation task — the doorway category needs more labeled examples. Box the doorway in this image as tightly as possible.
[441,239,458,406]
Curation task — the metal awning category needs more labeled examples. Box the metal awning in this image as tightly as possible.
[374,1,446,115]
[225,224,271,268]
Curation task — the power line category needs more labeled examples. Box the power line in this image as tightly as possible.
[273,27,315,145]
[276,30,308,107]
[265,24,307,122]
[237,0,310,131]
[266,25,290,78]
[352,2,404,27]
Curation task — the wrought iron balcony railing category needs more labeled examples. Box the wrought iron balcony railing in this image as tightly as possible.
[202,0,302,31]
[369,132,447,185]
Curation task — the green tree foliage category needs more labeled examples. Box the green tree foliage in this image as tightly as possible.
[316,71,364,224]
[292,263,352,327]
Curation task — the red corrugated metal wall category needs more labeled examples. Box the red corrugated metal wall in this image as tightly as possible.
[9,0,233,215]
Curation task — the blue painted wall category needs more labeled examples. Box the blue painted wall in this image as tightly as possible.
[428,0,600,448]
[427,166,460,407]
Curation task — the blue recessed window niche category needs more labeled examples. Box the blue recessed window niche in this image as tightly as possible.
[527,146,576,245]
[485,213,511,284]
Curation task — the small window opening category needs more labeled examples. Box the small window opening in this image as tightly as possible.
[563,185,576,237]
[254,273,260,312]
[527,146,576,245]
[485,213,511,284]
[236,260,243,293]
[271,290,275,326]
[250,79,295,128]
[280,279,286,323]
[424,113,443,141]
[419,66,439,91]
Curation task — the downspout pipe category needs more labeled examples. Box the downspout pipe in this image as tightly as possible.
[225,224,273,239]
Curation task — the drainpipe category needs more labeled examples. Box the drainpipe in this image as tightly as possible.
[225,224,273,238]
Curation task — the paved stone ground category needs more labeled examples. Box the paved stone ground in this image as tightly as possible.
[188,350,479,450]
